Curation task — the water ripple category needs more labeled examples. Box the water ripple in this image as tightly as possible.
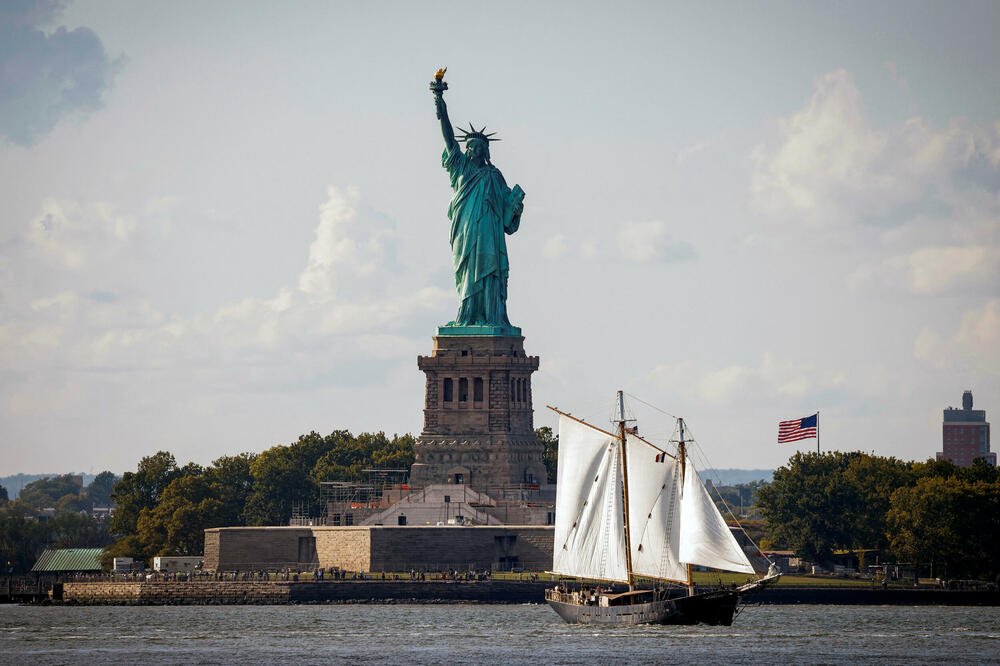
[0,604,998,664]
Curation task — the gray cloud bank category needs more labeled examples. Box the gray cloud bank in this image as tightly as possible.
[0,0,120,146]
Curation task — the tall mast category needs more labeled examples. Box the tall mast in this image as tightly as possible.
[617,390,635,591]
[678,417,694,596]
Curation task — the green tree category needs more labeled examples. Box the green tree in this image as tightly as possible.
[109,451,185,537]
[370,433,417,473]
[887,476,1000,580]
[85,471,119,508]
[912,457,1000,484]
[137,475,225,556]
[245,429,417,525]
[839,454,914,553]
[311,432,416,484]
[757,451,912,563]
[100,535,146,570]
[128,454,258,557]
[204,453,257,526]
[0,500,111,573]
[55,493,91,514]
[0,484,8,505]
[536,426,558,484]
[18,475,83,509]
[310,430,381,483]
[47,511,112,549]
[0,501,48,572]
[244,432,334,526]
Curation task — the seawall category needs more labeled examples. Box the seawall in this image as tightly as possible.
[57,581,1000,606]
[59,580,552,605]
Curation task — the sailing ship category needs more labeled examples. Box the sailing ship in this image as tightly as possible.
[545,392,779,626]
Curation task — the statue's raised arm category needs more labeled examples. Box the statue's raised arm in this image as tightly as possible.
[430,68,458,153]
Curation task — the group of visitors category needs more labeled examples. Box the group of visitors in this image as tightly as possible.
[23,568,550,583]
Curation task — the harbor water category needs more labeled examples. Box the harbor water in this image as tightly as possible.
[2,603,999,664]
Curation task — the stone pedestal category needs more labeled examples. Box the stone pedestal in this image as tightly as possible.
[409,335,546,490]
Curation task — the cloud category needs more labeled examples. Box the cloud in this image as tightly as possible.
[750,69,1000,230]
[914,300,1000,375]
[0,1,66,27]
[617,221,696,263]
[0,0,122,146]
[648,353,843,406]
[319,287,449,336]
[890,246,1000,294]
[1,186,441,387]
[753,68,1000,298]
[850,245,1000,295]
[676,132,728,165]
[676,141,708,165]
[298,186,395,296]
[542,234,568,259]
[27,199,135,269]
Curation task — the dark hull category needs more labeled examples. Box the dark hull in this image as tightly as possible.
[546,588,741,626]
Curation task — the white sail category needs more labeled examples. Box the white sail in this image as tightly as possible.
[552,415,629,582]
[679,455,755,574]
[625,435,688,582]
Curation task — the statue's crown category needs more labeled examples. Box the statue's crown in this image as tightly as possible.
[457,124,500,144]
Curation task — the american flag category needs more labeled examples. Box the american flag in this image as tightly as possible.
[778,413,818,443]
[625,425,638,435]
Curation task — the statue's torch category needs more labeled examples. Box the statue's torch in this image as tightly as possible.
[430,67,448,95]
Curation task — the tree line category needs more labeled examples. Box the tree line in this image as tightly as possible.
[1,473,118,573]
[757,451,1000,581]
[103,430,416,565]
[6,435,997,582]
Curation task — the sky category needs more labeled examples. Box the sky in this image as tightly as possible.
[1,0,998,475]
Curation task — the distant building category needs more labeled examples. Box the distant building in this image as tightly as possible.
[937,390,994,467]
[113,557,135,573]
[153,556,202,573]
[91,506,113,519]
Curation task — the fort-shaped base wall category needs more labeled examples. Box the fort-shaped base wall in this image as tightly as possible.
[202,525,554,573]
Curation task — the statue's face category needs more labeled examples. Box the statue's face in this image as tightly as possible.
[466,138,488,164]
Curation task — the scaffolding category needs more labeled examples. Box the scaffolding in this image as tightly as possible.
[286,468,411,526]
[288,470,555,526]
[289,500,319,526]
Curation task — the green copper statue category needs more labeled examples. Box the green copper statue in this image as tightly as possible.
[431,68,525,335]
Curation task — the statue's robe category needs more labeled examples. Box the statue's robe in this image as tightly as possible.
[443,144,522,326]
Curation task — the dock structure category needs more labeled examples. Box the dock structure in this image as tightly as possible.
[1,576,52,603]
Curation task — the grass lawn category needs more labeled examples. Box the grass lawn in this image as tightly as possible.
[690,572,876,588]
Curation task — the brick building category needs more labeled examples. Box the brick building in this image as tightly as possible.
[937,390,994,467]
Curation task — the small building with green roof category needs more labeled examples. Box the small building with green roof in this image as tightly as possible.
[30,548,104,574]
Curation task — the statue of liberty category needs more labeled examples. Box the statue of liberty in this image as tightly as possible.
[430,69,525,332]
